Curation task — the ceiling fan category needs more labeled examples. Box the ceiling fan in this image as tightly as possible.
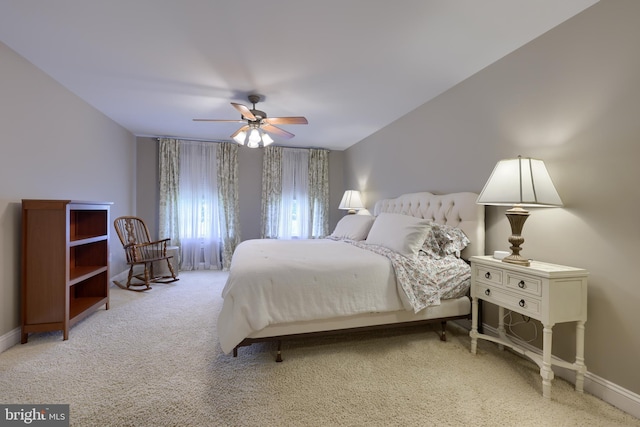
[193,94,308,147]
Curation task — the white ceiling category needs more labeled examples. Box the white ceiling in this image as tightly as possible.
[0,0,598,151]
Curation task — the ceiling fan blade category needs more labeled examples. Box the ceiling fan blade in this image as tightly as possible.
[263,116,308,125]
[231,102,256,121]
[262,123,294,139]
[230,125,250,139]
[192,119,245,123]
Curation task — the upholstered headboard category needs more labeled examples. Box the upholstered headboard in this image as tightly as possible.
[373,192,485,259]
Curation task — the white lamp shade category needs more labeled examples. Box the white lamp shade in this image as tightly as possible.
[261,132,274,146]
[232,131,246,145]
[339,190,365,210]
[233,128,274,148]
[477,156,563,207]
[249,128,261,144]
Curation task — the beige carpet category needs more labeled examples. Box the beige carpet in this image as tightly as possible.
[1,270,638,427]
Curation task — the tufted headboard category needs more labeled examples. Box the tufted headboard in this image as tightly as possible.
[373,192,485,260]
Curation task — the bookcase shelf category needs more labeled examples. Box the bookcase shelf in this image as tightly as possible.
[21,200,112,343]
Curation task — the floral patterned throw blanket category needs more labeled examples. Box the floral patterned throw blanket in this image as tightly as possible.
[345,240,470,313]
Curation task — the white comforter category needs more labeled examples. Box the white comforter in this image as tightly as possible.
[217,238,471,354]
[218,239,402,353]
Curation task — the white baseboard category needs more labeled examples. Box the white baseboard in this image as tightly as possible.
[480,323,640,419]
[0,271,130,354]
[109,267,169,286]
[0,327,21,353]
[110,269,129,285]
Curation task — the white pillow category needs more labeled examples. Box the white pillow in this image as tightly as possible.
[365,213,433,259]
[330,214,375,241]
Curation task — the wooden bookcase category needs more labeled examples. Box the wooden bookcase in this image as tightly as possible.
[21,200,112,343]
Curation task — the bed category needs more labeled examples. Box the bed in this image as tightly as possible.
[218,191,485,361]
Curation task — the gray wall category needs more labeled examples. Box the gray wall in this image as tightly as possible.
[135,138,345,242]
[344,0,640,395]
[0,41,136,338]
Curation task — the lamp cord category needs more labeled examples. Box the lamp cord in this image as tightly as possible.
[503,310,538,343]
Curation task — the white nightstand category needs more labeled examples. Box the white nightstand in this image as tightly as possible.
[469,255,588,399]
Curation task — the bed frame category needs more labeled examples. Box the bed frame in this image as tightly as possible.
[233,191,485,361]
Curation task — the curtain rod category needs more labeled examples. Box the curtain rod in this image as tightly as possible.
[149,135,330,151]
[152,136,227,144]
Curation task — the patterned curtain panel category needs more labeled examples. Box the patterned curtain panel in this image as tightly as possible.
[261,146,329,239]
[261,146,283,238]
[216,142,241,270]
[158,138,180,247]
[308,148,330,238]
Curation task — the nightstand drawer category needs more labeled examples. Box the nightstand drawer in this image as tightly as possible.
[506,272,542,297]
[477,284,542,318]
[474,265,503,286]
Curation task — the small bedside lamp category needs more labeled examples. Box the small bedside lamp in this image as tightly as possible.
[477,156,563,266]
[339,190,364,214]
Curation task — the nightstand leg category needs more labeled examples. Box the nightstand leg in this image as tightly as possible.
[575,321,586,393]
[470,296,478,354]
[497,306,506,351]
[541,324,555,399]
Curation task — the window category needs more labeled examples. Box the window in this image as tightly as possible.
[177,142,221,270]
[278,149,309,238]
[262,146,329,239]
[159,138,240,270]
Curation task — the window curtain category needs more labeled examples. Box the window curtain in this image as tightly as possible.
[216,142,240,270]
[280,148,310,239]
[308,148,330,238]
[158,138,239,270]
[159,138,180,247]
[261,146,330,239]
[261,146,282,238]
[178,141,221,270]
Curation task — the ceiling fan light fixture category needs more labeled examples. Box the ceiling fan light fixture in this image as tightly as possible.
[261,131,274,146]
[193,95,307,148]
[249,128,261,144]
[233,131,246,145]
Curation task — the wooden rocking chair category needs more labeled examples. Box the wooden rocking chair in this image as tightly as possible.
[113,216,179,291]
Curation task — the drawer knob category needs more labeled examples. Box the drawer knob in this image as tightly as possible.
[485,289,491,296]
[519,299,526,308]
[518,280,526,289]
[485,272,491,279]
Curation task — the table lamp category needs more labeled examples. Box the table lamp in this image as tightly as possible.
[339,190,364,214]
[477,156,563,266]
